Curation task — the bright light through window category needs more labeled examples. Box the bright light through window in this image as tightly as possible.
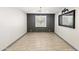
[35,15,47,27]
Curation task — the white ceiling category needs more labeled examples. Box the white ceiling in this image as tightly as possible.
[17,7,64,14]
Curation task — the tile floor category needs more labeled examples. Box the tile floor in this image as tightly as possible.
[5,32,75,51]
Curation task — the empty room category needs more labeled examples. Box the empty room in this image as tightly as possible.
[0,7,79,51]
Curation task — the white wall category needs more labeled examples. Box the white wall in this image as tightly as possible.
[0,8,27,50]
[55,7,79,50]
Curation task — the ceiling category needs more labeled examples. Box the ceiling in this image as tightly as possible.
[17,7,64,14]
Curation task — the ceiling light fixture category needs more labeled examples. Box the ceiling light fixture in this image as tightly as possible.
[39,7,42,12]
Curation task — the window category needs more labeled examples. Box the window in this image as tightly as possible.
[35,15,47,27]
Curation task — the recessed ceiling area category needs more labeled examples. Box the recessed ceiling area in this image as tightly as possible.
[17,7,64,14]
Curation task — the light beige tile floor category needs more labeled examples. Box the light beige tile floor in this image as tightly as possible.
[6,32,75,51]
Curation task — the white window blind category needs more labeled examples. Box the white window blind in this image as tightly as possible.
[35,15,47,27]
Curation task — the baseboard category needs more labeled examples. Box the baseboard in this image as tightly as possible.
[2,32,27,51]
[55,33,78,51]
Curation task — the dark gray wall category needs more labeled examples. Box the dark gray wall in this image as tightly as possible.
[27,14,55,32]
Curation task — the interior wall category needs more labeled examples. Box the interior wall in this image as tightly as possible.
[55,7,79,50]
[0,8,27,50]
[27,14,55,32]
